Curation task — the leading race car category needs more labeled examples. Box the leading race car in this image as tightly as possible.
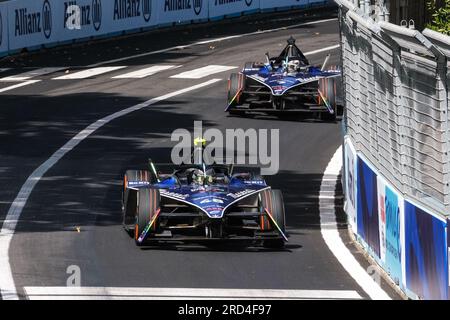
[122,139,287,248]
[226,37,341,120]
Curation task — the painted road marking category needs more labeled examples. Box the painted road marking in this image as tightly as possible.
[0,68,10,73]
[171,65,237,79]
[0,78,222,300]
[0,80,41,93]
[87,18,337,67]
[53,67,127,80]
[0,68,64,82]
[112,65,180,79]
[319,147,391,300]
[305,45,340,56]
[23,287,362,300]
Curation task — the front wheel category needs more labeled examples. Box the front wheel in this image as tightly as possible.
[135,188,160,246]
[259,189,286,249]
[319,78,337,121]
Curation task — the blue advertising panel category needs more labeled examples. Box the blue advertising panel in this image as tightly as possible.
[404,201,447,300]
[0,2,8,55]
[56,0,104,42]
[357,156,380,258]
[8,0,59,51]
[384,185,403,286]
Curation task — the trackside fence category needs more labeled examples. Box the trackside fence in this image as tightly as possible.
[0,0,333,58]
[336,0,450,299]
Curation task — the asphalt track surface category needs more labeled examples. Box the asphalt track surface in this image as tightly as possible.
[0,10,402,300]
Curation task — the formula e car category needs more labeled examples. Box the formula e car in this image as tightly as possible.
[226,37,341,120]
[122,139,287,248]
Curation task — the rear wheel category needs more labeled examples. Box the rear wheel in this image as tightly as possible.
[319,78,337,121]
[135,188,160,246]
[259,189,286,249]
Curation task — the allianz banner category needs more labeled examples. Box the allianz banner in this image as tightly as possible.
[0,2,7,55]
[209,0,259,19]
[157,0,208,25]
[57,0,158,43]
[260,0,308,10]
[103,0,158,34]
[56,0,104,42]
[8,0,58,51]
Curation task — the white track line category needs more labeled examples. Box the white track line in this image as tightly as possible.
[171,65,237,79]
[112,65,180,79]
[305,44,340,55]
[0,68,64,82]
[87,18,338,68]
[319,147,391,300]
[24,287,362,300]
[0,78,222,300]
[53,66,127,80]
[0,80,41,93]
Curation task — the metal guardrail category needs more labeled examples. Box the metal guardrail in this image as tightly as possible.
[336,0,450,216]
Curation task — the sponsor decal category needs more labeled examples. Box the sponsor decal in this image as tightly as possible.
[142,0,152,22]
[92,0,102,31]
[164,0,202,16]
[244,180,265,185]
[160,190,189,200]
[64,1,93,29]
[214,0,253,7]
[42,0,52,39]
[227,189,254,199]
[200,198,224,204]
[128,181,151,186]
[113,0,152,22]
[14,0,52,39]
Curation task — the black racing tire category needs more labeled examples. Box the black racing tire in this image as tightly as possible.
[259,189,286,249]
[319,78,337,121]
[228,73,247,117]
[122,170,151,228]
[228,73,240,107]
[134,188,160,246]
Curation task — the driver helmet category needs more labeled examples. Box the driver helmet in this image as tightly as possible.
[191,169,205,185]
[191,169,214,186]
[287,60,300,74]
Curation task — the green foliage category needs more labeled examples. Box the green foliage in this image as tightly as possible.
[426,0,450,35]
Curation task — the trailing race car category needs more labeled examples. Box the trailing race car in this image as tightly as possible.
[122,139,287,248]
[226,37,341,120]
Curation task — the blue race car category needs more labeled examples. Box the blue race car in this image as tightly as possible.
[122,140,287,248]
[226,37,341,120]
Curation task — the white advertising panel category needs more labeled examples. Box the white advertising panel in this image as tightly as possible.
[260,0,308,10]
[157,0,208,25]
[209,0,260,19]
[0,2,8,55]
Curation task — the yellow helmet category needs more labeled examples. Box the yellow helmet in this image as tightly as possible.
[194,137,207,147]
